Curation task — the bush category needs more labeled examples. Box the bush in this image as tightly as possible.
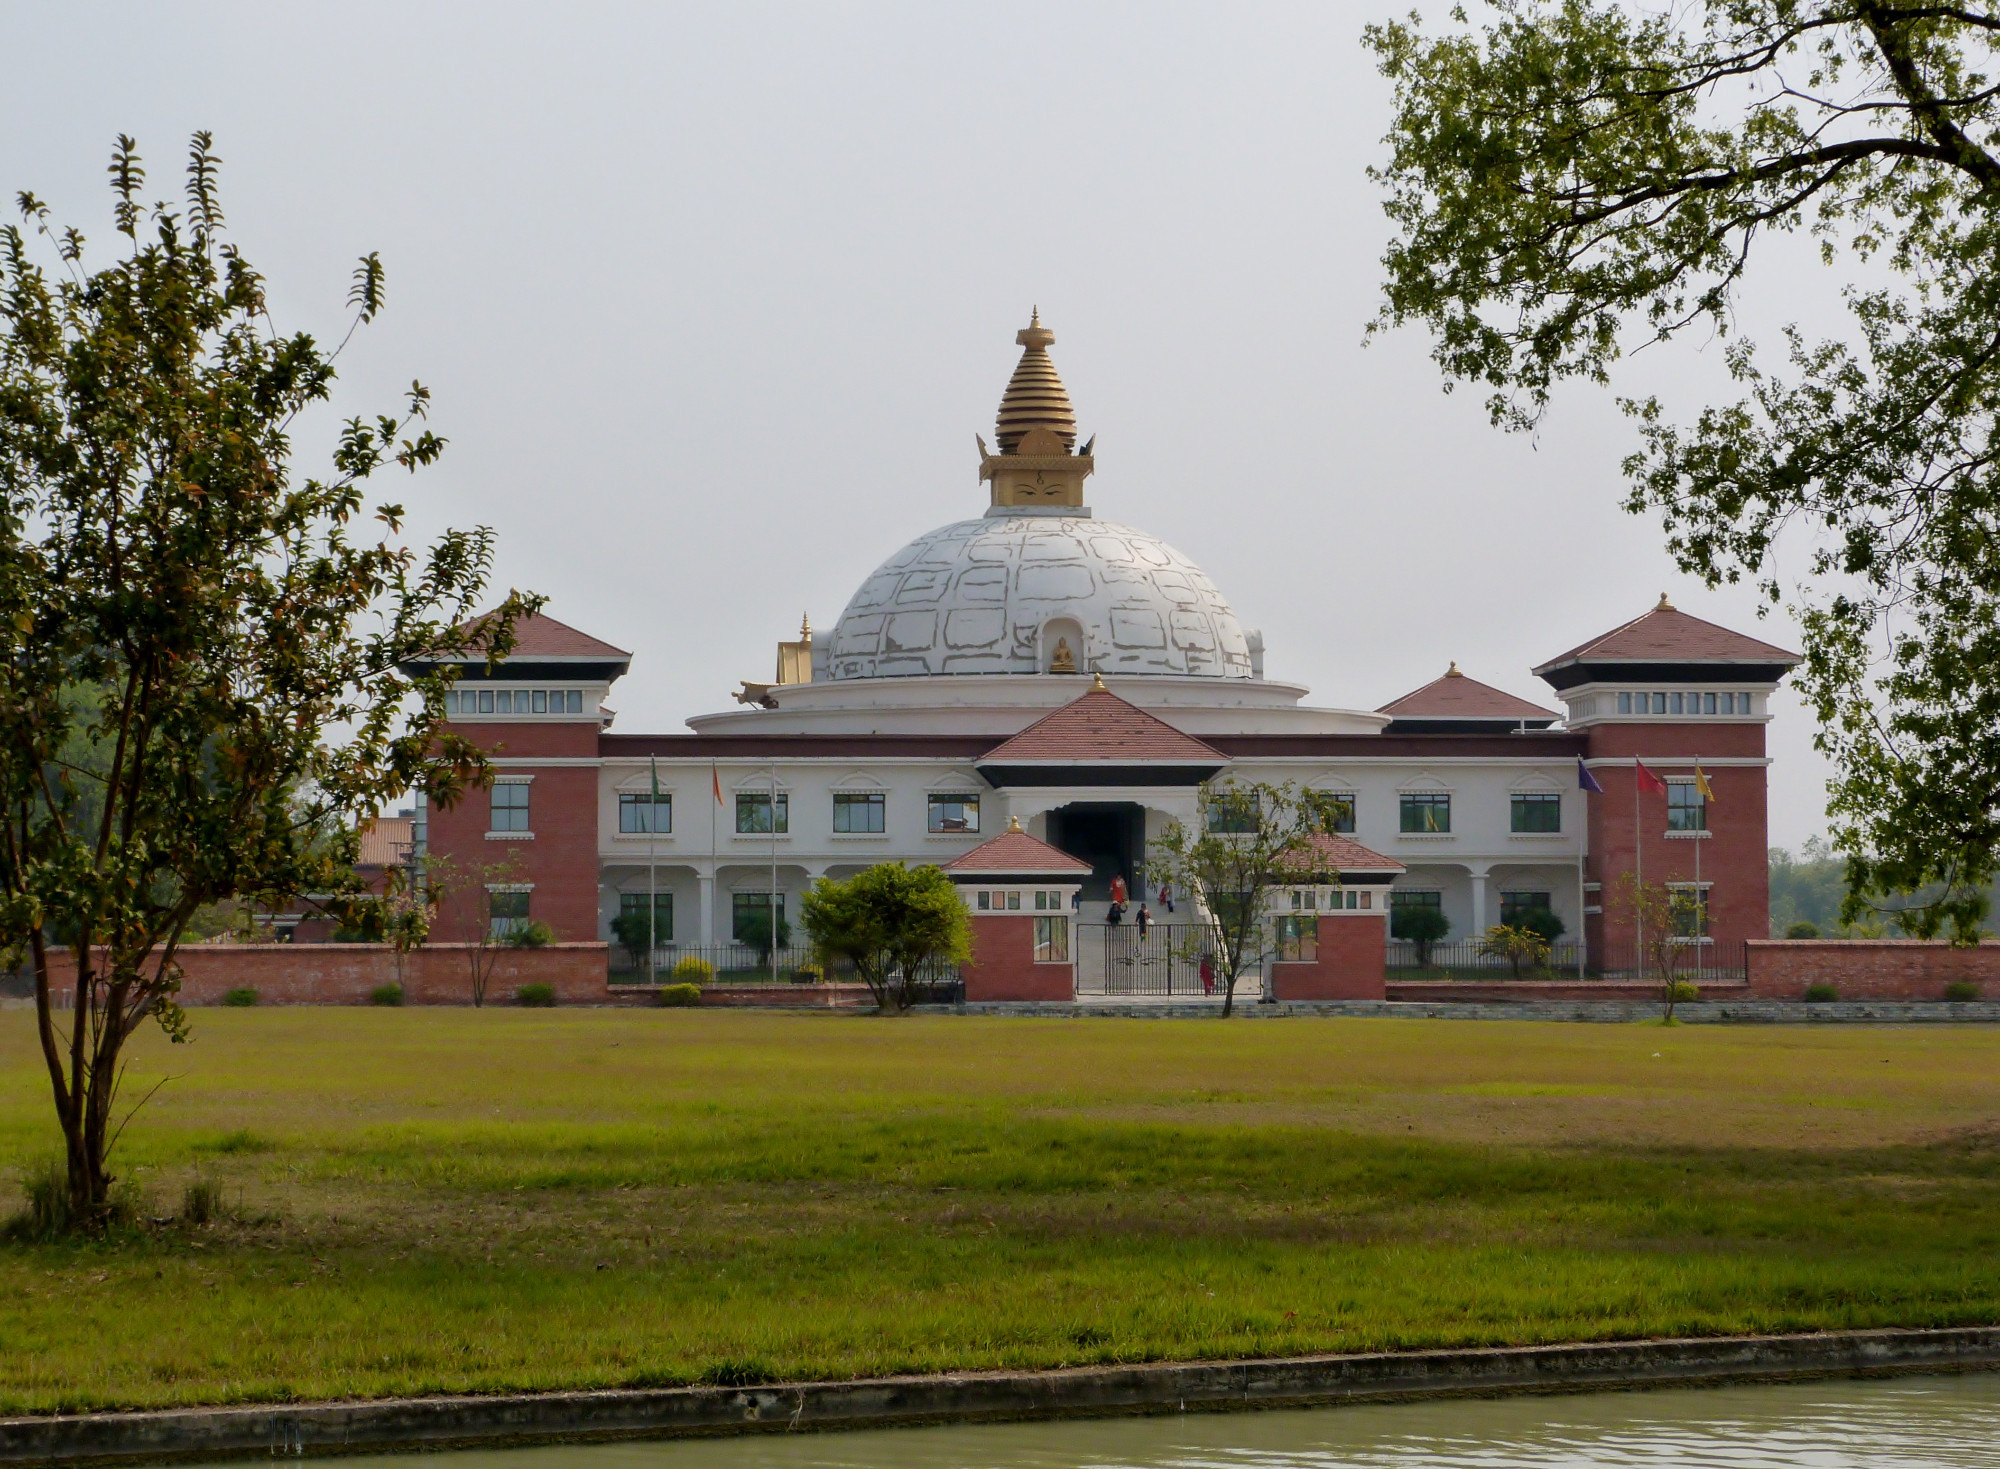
[369,983,404,1007]
[670,956,714,986]
[1513,905,1565,944]
[221,987,258,1007]
[656,982,702,1007]
[1666,980,1700,1003]
[1804,982,1839,1002]
[9,1157,70,1241]
[1944,979,1981,1003]
[790,964,822,985]
[181,1177,225,1227]
[507,920,557,949]
[1390,903,1451,965]
[1786,921,1822,939]
[515,982,556,1007]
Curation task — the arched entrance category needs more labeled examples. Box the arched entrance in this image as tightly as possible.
[1046,801,1146,901]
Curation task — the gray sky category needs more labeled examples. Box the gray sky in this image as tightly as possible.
[3,2,1838,848]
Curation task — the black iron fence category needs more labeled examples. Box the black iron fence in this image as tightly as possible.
[1388,938,1748,983]
[1076,923,1236,997]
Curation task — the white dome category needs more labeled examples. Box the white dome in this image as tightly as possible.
[826,512,1253,680]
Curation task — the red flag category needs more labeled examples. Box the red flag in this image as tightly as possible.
[712,762,723,805]
[1634,760,1668,796]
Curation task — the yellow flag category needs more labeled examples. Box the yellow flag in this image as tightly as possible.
[1694,765,1715,802]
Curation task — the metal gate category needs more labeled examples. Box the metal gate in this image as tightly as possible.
[1075,923,1226,998]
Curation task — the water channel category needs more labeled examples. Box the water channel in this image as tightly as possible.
[206,1373,2000,1468]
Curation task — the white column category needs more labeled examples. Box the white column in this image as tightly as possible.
[1469,869,1488,936]
[698,867,715,947]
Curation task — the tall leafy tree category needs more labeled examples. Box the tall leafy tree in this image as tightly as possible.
[0,135,538,1226]
[1367,2,2000,937]
[799,862,971,1012]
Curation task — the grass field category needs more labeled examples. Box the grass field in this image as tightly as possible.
[3,1008,1999,1414]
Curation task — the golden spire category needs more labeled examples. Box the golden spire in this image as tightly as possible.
[1656,592,1675,611]
[1091,671,1107,692]
[1446,661,1462,677]
[995,308,1077,453]
[800,612,812,641]
[1007,814,1023,832]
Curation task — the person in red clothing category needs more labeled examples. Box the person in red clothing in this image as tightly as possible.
[1109,873,1128,906]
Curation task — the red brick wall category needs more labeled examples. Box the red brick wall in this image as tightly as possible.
[1270,915,1387,1001]
[1585,721,1769,973]
[42,943,611,1006]
[963,914,1075,1001]
[426,720,603,945]
[1746,940,2000,1000]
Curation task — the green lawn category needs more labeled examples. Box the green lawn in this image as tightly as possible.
[2,1008,1998,1413]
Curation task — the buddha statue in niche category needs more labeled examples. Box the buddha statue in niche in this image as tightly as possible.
[1049,637,1077,674]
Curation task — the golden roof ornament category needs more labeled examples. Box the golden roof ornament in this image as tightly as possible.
[1007,814,1023,832]
[1091,670,1107,691]
[995,307,1077,454]
[1446,661,1463,677]
[1656,592,1675,611]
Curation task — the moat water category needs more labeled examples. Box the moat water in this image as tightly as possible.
[253,1373,2000,1468]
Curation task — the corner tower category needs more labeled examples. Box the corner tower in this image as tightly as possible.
[979,310,1095,512]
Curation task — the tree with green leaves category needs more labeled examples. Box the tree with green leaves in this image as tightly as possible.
[799,862,971,1012]
[1368,2,2000,939]
[0,135,537,1228]
[1148,780,1352,1017]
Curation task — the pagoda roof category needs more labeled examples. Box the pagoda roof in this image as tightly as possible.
[977,682,1228,765]
[1289,832,1406,878]
[945,822,1095,878]
[464,611,631,662]
[1535,599,1797,674]
[1377,664,1558,723]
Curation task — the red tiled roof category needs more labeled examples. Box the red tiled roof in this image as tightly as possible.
[945,826,1094,876]
[462,611,632,662]
[1290,832,1405,876]
[355,816,412,869]
[1378,666,1557,721]
[978,685,1227,764]
[1535,601,1798,672]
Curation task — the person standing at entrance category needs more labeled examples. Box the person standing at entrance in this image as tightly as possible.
[1109,873,1128,907]
[1136,904,1152,938]
[1158,882,1174,914]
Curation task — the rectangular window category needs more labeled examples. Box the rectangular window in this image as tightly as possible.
[1205,791,1261,833]
[1033,915,1069,962]
[1006,891,1021,911]
[1391,890,1442,911]
[1617,691,1633,714]
[735,792,789,834]
[731,892,785,942]
[1652,692,1668,714]
[490,782,530,833]
[1328,794,1356,833]
[1703,692,1717,715]
[977,891,990,911]
[531,690,548,713]
[1500,891,1554,928]
[477,689,495,714]
[1670,691,1683,714]
[1668,886,1710,939]
[927,794,981,833]
[1399,792,1451,833]
[568,690,583,712]
[1273,913,1318,962]
[488,889,530,938]
[619,792,672,834]
[1510,792,1561,833]
[1667,781,1707,831]
[832,791,886,833]
[617,891,673,942]
[1722,692,1737,714]
[1034,890,1048,911]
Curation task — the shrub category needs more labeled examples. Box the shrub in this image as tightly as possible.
[670,956,714,986]
[656,982,702,1008]
[1786,921,1822,940]
[221,987,258,1007]
[369,983,404,1007]
[181,1177,225,1227]
[515,982,556,1007]
[8,1157,70,1241]
[1944,980,1981,1003]
[507,919,557,949]
[790,964,822,985]
[1804,982,1839,1002]
[1390,903,1451,965]
[1513,905,1565,944]
[1666,980,1700,1003]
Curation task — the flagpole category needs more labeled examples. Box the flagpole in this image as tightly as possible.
[709,758,718,958]
[770,764,780,986]
[1694,754,1703,981]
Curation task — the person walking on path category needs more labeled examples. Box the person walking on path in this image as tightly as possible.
[1136,904,1152,938]
[1158,882,1174,914]
[1110,873,1128,907]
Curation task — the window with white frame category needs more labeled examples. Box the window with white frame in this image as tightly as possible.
[735,791,788,834]
[490,782,530,833]
[832,791,886,833]
[1510,792,1561,833]
[1033,915,1068,962]
[1399,792,1451,833]
[488,889,530,938]
[619,792,671,834]
[927,793,980,833]
[1666,780,1707,832]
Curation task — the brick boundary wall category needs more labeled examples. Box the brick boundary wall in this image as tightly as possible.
[1385,980,1750,1003]
[1746,940,2000,1001]
[37,944,611,1007]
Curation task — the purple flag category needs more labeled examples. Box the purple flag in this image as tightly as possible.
[1577,757,1604,794]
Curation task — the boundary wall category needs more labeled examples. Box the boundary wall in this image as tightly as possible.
[3,1327,1996,1464]
[1747,939,2000,1001]
[37,944,611,1007]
